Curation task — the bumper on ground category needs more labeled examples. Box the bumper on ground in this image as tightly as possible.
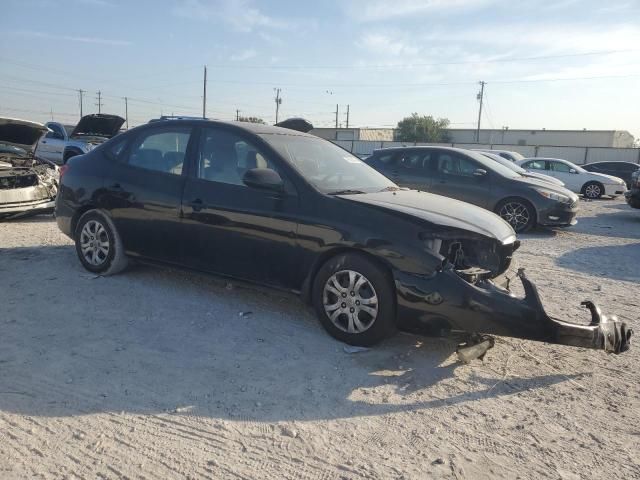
[395,268,632,354]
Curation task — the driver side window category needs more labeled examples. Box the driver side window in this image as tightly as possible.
[197,128,285,188]
[550,161,572,173]
[46,124,64,139]
[437,153,477,177]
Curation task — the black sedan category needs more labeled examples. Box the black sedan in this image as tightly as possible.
[582,161,640,189]
[55,120,631,354]
[365,146,579,233]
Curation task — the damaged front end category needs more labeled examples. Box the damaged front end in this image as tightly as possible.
[396,235,632,355]
[0,161,58,220]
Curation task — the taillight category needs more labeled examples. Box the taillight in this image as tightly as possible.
[59,164,70,180]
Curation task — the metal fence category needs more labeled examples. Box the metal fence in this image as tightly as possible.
[333,140,640,165]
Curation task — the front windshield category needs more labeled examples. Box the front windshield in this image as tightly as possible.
[262,134,397,194]
[465,150,521,179]
[508,151,525,161]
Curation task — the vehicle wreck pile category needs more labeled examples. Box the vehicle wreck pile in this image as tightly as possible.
[0,118,59,220]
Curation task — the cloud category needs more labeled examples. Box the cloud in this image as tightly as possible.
[356,33,419,57]
[174,0,289,32]
[347,0,496,22]
[230,49,257,61]
[15,30,131,46]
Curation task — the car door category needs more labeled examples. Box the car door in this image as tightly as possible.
[37,122,67,164]
[102,125,193,262]
[547,160,581,191]
[429,150,492,207]
[180,125,301,289]
[366,151,402,181]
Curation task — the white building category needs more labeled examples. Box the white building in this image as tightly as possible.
[447,129,635,148]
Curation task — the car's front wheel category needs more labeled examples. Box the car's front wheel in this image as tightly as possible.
[582,181,603,199]
[74,210,128,275]
[312,253,396,346]
[496,198,535,233]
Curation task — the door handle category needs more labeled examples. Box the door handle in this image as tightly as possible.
[190,198,204,212]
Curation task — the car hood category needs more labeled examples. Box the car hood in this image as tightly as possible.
[71,114,125,139]
[0,117,49,154]
[337,190,516,244]
[511,176,579,200]
[523,171,565,186]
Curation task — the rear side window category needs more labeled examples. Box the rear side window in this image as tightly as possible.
[524,160,545,170]
[437,153,477,177]
[371,152,398,167]
[127,128,190,175]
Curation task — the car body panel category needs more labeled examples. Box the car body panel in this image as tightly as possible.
[478,151,565,187]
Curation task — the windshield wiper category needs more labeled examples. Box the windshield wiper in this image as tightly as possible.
[327,189,366,195]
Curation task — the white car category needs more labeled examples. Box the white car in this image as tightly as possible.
[516,157,627,199]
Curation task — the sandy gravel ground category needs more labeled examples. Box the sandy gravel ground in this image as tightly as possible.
[0,198,639,480]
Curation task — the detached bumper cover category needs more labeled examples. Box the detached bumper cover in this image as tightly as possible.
[396,268,632,353]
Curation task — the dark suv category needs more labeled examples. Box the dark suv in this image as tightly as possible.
[365,146,579,233]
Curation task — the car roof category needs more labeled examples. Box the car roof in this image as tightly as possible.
[143,118,314,137]
[373,146,471,155]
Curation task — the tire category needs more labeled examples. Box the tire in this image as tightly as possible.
[74,210,128,275]
[495,198,536,233]
[582,181,604,199]
[312,253,396,346]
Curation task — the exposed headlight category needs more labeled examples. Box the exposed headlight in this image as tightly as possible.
[534,188,571,203]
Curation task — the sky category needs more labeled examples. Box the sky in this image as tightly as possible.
[1,0,640,139]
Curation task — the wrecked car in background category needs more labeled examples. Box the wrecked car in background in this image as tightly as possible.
[37,114,125,164]
[0,118,59,220]
[56,119,632,357]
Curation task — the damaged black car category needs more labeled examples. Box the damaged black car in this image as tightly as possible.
[55,119,632,355]
[0,118,59,220]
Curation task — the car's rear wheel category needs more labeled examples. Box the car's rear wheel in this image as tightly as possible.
[496,198,535,233]
[74,210,128,275]
[582,181,603,199]
[312,253,396,346]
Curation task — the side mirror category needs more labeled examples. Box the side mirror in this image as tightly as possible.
[243,168,284,193]
[569,168,577,174]
[473,168,488,177]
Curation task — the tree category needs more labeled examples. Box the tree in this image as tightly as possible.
[395,113,450,143]
[238,116,265,124]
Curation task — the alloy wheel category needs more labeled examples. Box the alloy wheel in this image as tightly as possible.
[585,184,602,199]
[499,202,530,231]
[79,220,110,266]
[322,270,379,334]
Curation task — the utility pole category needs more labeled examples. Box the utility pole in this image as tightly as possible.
[202,65,207,119]
[274,88,282,123]
[334,104,339,128]
[95,90,103,114]
[78,89,85,118]
[475,81,485,143]
[345,104,350,128]
[236,109,240,121]
[124,97,129,129]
